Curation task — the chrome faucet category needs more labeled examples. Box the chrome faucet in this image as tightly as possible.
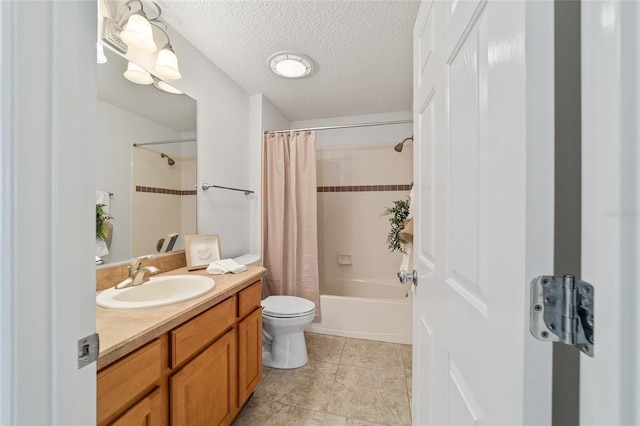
[115,255,160,289]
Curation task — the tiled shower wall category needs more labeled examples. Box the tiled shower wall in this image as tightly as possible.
[317,142,413,285]
[132,148,196,257]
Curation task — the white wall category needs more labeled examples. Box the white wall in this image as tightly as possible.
[97,100,182,263]
[171,28,252,258]
[292,111,412,147]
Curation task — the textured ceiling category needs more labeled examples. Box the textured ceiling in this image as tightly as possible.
[160,0,420,121]
[97,46,197,133]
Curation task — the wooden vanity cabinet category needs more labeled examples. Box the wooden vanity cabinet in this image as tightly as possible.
[170,328,237,425]
[237,281,263,405]
[97,339,163,426]
[169,296,238,426]
[97,279,263,426]
[111,388,161,426]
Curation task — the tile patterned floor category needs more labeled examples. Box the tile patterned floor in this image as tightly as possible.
[233,333,413,426]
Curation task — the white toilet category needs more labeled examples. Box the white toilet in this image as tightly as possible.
[231,253,261,267]
[261,296,316,369]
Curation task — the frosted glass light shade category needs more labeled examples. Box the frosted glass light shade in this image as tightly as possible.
[96,42,107,64]
[123,62,153,85]
[276,60,306,77]
[154,46,181,80]
[269,52,313,78]
[153,79,183,94]
[120,13,157,53]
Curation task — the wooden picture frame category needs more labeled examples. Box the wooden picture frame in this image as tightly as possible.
[184,234,222,270]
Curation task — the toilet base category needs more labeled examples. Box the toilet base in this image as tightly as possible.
[262,328,309,369]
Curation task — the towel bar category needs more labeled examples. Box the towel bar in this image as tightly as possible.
[201,183,254,195]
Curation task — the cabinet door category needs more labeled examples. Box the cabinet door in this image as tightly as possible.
[97,339,162,425]
[170,329,238,426]
[111,388,161,426]
[238,308,263,405]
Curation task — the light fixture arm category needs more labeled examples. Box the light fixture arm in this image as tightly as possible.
[149,21,171,46]
[115,0,163,27]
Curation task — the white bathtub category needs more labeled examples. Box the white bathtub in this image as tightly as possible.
[306,278,413,345]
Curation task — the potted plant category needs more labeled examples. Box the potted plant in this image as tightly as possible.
[382,198,410,253]
[96,204,112,241]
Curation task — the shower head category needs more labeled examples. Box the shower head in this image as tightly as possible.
[394,136,413,153]
[161,153,175,166]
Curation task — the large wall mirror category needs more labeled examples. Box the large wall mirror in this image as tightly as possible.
[97,46,197,265]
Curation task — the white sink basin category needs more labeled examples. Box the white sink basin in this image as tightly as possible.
[97,275,216,310]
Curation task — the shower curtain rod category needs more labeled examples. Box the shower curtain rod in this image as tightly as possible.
[264,119,412,134]
[132,138,197,147]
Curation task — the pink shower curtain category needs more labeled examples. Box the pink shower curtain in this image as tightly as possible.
[263,131,320,320]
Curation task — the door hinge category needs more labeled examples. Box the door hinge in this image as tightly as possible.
[77,333,99,369]
[530,275,594,357]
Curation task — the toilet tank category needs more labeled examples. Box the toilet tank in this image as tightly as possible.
[232,254,261,266]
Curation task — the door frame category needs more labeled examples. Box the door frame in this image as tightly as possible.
[580,1,640,423]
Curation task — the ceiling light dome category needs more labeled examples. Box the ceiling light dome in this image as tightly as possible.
[269,52,313,78]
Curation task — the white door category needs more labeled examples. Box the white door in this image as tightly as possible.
[0,1,97,424]
[580,1,640,424]
[411,1,555,424]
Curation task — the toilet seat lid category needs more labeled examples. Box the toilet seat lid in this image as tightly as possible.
[262,296,316,318]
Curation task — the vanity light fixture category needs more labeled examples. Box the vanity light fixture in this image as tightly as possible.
[120,10,157,53]
[124,62,153,85]
[154,42,181,80]
[96,42,107,64]
[102,0,182,81]
[268,52,314,78]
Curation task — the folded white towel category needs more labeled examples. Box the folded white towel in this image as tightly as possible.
[206,263,227,275]
[96,239,109,258]
[206,258,247,275]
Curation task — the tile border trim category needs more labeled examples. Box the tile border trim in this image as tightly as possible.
[136,185,197,196]
[317,184,412,193]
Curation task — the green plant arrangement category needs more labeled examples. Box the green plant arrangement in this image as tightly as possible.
[96,204,112,241]
[382,198,410,253]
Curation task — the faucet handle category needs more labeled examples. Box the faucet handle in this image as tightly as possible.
[127,254,153,274]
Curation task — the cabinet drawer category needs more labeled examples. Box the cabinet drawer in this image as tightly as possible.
[238,281,262,319]
[97,339,162,425]
[170,296,235,368]
[111,388,161,426]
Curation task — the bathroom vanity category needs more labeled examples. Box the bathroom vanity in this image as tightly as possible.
[96,265,265,426]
